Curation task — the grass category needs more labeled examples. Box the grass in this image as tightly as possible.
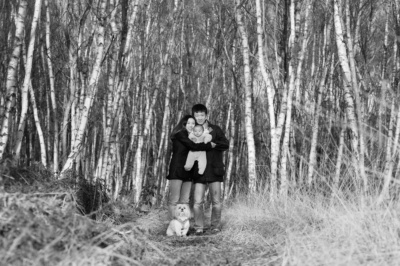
[1,171,400,265]
[222,192,400,265]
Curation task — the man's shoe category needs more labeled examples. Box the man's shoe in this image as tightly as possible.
[210,228,221,234]
[195,229,204,236]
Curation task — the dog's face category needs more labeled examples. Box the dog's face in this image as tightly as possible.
[174,204,190,219]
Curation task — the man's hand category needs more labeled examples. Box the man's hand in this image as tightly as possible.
[211,142,216,148]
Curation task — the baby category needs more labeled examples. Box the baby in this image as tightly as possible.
[184,125,212,175]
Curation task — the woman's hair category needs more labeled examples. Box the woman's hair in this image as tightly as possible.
[170,115,194,140]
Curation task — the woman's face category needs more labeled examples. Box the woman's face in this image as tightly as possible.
[186,118,196,132]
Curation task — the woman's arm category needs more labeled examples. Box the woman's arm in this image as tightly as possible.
[175,131,213,151]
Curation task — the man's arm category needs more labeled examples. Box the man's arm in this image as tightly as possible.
[175,131,213,151]
[212,126,229,151]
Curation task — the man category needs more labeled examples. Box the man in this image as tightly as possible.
[191,104,229,235]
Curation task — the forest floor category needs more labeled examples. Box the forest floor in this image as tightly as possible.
[131,206,282,266]
[1,167,400,265]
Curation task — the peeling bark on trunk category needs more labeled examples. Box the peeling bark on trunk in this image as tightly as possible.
[45,0,59,173]
[236,0,257,192]
[0,0,27,160]
[13,0,42,161]
[345,0,367,191]
[255,0,278,196]
[280,0,312,196]
[60,0,107,178]
[333,0,366,191]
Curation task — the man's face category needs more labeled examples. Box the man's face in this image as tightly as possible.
[194,112,207,125]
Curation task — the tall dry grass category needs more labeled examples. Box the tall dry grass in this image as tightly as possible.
[222,189,400,265]
[2,152,400,265]
[2,187,400,265]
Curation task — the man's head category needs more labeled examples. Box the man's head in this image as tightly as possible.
[193,125,204,137]
[192,104,208,125]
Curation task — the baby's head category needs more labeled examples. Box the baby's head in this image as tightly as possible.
[193,125,204,137]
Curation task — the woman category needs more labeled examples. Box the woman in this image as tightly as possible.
[167,115,213,219]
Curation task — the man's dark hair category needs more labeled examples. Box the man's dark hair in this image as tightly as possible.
[192,104,208,115]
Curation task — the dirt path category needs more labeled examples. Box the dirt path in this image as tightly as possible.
[132,209,281,265]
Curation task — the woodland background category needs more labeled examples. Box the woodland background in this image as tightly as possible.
[1,0,400,203]
[1,0,400,265]
[0,0,400,208]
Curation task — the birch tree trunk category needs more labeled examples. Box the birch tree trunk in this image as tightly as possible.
[224,101,236,200]
[333,0,366,191]
[154,67,171,179]
[280,0,312,196]
[378,4,390,151]
[307,14,332,185]
[236,0,257,192]
[255,0,278,196]
[60,0,107,178]
[134,88,158,203]
[97,0,140,194]
[307,58,331,186]
[333,117,346,194]
[45,0,59,173]
[344,0,367,191]
[0,0,27,160]
[28,81,47,167]
[377,96,396,203]
[134,0,181,203]
[13,0,42,161]
[121,85,139,185]
[94,0,120,190]
[377,2,400,203]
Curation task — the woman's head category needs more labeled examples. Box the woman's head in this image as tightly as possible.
[185,117,195,132]
[170,115,195,139]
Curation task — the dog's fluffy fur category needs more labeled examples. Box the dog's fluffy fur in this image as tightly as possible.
[166,204,190,236]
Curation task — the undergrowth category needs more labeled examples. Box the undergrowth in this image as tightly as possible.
[1,163,400,265]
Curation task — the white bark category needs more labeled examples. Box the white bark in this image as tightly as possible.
[236,0,257,192]
[154,68,171,178]
[255,0,278,196]
[307,15,332,185]
[13,0,42,161]
[333,0,364,188]
[307,60,331,185]
[345,0,367,191]
[95,0,119,188]
[133,0,179,203]
[60,0,107,178]
[333,118,346,194]
[28,82,47,167]
[134,89,158,203]
[45,0,59,173]
[224,102,235,200]
[378,8,390,150]
[377,5,400,203]
[280,0,312,196]
[0,0,27,160]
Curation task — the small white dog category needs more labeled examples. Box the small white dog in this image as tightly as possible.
[166,204,190,237]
